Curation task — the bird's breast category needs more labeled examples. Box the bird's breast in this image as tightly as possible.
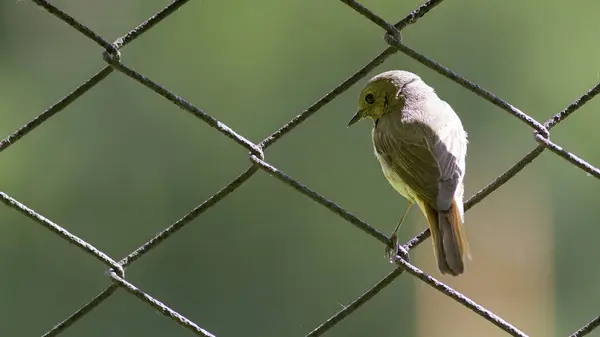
[372,139,418,203]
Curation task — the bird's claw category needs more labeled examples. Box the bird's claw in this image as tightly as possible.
[385,233,410,264]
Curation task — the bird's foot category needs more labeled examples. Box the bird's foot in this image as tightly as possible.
[385,233,410,264]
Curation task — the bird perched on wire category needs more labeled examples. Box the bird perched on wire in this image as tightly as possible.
[347,70,469,276]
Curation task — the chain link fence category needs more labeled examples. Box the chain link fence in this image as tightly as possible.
[2,0,599,336]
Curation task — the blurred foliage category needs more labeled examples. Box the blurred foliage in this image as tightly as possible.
[1,1,599,336]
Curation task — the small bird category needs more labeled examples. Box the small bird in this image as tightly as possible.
[347,70,469,276]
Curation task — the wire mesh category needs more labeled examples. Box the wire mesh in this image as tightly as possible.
[2,0,599,336]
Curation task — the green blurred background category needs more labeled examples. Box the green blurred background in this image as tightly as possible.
[1,0,599,336]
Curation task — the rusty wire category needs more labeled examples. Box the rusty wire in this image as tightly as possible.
[2,0,599,336]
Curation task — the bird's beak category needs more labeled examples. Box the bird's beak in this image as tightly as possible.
[347,110,364,127]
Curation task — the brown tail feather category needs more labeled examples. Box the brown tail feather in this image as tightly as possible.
[423,199,467,276]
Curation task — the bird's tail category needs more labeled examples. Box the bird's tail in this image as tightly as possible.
[424,199,468,276]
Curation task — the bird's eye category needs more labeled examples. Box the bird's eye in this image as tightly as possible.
[364,93,375,104]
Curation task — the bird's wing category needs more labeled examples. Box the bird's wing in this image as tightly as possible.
[433,101,467,211]
[374,115,464,211]
[374,120,440,206]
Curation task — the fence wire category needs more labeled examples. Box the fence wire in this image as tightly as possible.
[1,0,599,336]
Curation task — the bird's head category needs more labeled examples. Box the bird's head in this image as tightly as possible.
[347,70,420,126]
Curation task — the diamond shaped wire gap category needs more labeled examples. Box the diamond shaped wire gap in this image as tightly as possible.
[176,167,409,337]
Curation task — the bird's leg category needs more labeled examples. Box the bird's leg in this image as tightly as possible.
[386,202,413,262]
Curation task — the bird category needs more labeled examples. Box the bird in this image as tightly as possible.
[347,70,469,276]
